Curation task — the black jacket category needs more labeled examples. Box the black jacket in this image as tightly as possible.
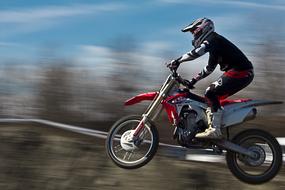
[179,32,253,80]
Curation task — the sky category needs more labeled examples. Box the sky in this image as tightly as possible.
[0,0,285,68]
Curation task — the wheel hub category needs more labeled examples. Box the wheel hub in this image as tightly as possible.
[120,130,138,151]
[241,145,266,167]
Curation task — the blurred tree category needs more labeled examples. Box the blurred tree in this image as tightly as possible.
[36,61,77,121]
[96,36,143,120]
[254,39,285,114]
[0,63,38,117]
[249,11,285,115]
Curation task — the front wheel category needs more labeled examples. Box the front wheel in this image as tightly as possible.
[106,115,159,169]
[226,129,283,184]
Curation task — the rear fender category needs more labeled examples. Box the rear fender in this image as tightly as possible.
[223,107,256,127]
[124,92,158,106]
[222,100,283,127]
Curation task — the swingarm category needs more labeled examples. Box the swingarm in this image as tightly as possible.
[213,139,257,158]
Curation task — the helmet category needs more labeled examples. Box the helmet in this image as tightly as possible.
[182,18,214,47]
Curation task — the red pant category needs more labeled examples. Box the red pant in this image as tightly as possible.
[205,69,254,111]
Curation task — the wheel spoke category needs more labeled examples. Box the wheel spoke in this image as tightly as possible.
[140,128,148,139]
[114,145,124,153]
[123,152,129,160]
[127,151,134,160]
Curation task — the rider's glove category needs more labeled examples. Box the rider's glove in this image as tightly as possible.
[182,79,196,89]
[189,78,198,86]
[167,59,180,70]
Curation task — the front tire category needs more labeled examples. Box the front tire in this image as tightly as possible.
[226,129,283,184]
[106,115,159,169]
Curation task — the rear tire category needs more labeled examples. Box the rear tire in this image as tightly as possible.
[106,115,159,169]
[226,129,282,184]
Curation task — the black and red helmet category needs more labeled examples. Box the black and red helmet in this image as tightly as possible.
[182,18,215,47]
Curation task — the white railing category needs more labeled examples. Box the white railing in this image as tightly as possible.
[0,118,284,163]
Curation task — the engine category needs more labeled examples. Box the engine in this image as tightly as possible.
[174,106,202,147]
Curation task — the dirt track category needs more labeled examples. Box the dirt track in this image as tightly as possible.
[0,124,284,190]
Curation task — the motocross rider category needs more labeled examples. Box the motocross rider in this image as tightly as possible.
[168,18,254,139]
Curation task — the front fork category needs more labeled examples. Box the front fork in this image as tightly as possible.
[133,76,177,138]
[133,115,147,137]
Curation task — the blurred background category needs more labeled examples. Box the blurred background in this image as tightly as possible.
[0,0,285,189]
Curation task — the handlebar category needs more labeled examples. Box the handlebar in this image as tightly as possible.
[166,62,195,89]
[170,67,178,77]
[165,62,178,77]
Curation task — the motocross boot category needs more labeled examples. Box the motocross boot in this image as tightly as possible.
[195,108,223,139]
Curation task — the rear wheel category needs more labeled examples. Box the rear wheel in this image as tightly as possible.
[226,129,282,184]
[106,115,159,169]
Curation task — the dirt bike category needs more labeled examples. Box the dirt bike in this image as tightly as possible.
[106,65,283,184]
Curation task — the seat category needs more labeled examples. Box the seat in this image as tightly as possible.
[220,98,252,106]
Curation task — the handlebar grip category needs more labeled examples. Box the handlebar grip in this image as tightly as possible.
[180,78,195,89]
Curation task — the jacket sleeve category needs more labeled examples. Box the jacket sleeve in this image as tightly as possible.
[178,41,209,63]
[194,54,218,81]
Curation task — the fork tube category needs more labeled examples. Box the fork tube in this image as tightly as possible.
[143,75,171,115]
[145,77,176,118]
[133,77,176,137]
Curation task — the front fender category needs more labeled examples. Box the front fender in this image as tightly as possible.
[124,92,158,106]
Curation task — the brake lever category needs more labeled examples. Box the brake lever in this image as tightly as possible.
[177,77,195,89]
[175,75,184,83]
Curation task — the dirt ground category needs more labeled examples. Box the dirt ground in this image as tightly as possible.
[0,124,284,190]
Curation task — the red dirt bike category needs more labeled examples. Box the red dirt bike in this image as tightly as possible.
[106,65,283,184]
